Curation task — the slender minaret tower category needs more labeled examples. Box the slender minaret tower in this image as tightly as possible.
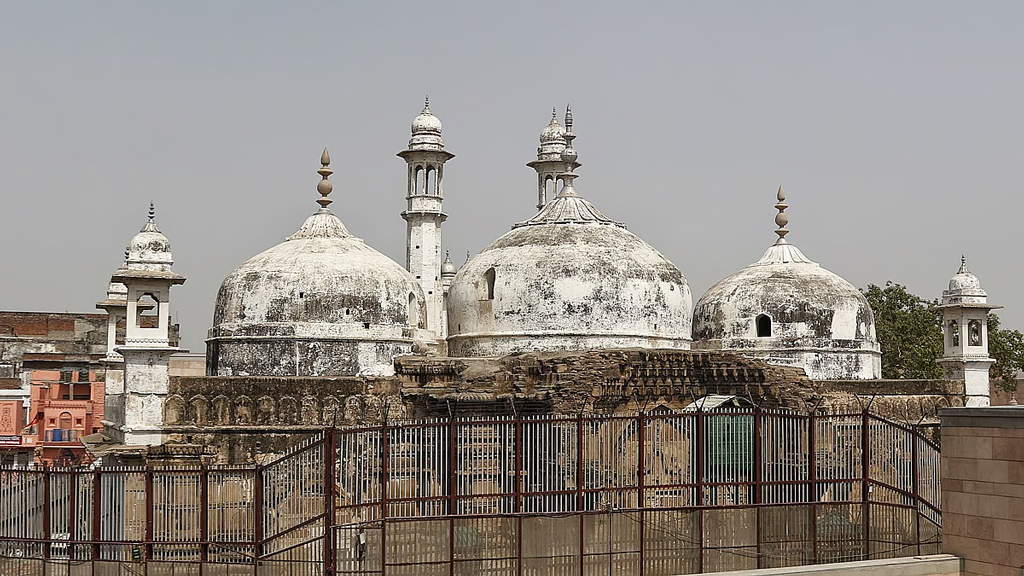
[937,257,1000,407]
[110,204,186,445]
[398,97,454,339]
[526,108,581,210]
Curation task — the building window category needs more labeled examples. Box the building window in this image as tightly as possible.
[484,268,496,300]
[950,320,960,346]
[58,412,72,431]
[969,319,982,346]
[756,314,771,337]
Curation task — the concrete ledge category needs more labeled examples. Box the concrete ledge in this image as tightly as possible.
[941,406,1024,429]
[699,554,962,576]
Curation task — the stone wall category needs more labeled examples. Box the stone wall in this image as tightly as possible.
[941,407,1024,576]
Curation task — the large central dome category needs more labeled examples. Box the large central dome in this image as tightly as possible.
[207,150,426,377]
[446,108,692,357]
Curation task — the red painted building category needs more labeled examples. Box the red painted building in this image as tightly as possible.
[24,364,104,466]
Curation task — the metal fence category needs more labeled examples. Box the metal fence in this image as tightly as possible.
[0,409,941,575]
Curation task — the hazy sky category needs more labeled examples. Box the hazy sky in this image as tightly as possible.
[2,2,1022,352]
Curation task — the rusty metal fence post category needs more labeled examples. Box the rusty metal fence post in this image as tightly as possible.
[324,430,337,576]
[861,409,870,561]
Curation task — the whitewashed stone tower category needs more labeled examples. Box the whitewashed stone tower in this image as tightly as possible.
[526,108,580,210]
[109,204,186,445]
[96,249,130,430]
[937,257,1000,407]
[398,98,453,338]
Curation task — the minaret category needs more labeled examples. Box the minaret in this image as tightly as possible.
[398,97,453,339]
[96,248,130,426]
[937,257,1000,407]
[526,108,581,210]
[109,203,186,445]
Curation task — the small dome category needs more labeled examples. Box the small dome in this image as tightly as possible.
[408,98,445,151]
[949,259,983,292]
[441,253,458,278]
[126,204,173,272]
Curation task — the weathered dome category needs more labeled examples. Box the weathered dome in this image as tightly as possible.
[693,188,880,379]
[408,98,445,151]
[441,253,458,278]
[537,110,567,160]
[447,110,691,356]
[949,260,983,292]
[207,152,427,377]
[127,204,173,272]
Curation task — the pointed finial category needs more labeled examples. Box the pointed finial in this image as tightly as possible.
[445,249,451,260]
[423,95,430,112]
[465,251,471,265]
[316,148,333,210]
[552,107,557,120]
[148,202,155,221]
[557,105,579,197]
[774,186,789,244]
[958,255,970,274]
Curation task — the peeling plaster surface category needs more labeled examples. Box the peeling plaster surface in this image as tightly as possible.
[447,193,692,357]
[693,243,881,379]
[208,211,426,377]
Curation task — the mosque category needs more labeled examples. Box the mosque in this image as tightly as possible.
[92,101,996,457]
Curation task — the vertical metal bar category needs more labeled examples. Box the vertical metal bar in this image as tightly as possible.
[448,418,456,516]
[253,461,263,569]
[325,431,337,576]
[696,411,705,572]
[381,422,389,576]
[861,409,870,560]
[69,471,77,562]
[517,515,523,576]
[43,466,50,560]
[577,415,584,576]
[753,409,762,569]
[145,466,154,574]
[514,416,522,514]
[93,469,101,569]
[809,411,818,564]
[912,431,920,556]
[199,465,209,570]
[638,411,645,576]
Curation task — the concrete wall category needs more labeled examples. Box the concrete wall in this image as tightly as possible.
[707,554,961,576]
[941,407,1024,576]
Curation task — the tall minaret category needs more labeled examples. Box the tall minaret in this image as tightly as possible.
[109,204,186,445]
[526,108,580,211]
[398,97,454,338]
[937,257,1000,407]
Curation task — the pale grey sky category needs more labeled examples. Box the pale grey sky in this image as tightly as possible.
[2,2,1022,351]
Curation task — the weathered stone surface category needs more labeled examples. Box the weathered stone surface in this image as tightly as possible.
[208,210,427,377]
[694,242,881,379]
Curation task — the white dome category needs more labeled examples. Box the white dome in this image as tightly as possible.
[447,192,692,357]
[408,99,445,151]
[693,242,880,379]
[127,210,173,272]
[941,258,989,305]
[536,111,567,160]
[208,156,427,377]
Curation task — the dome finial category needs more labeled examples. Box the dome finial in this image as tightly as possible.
[316,148,334,210]
[960,255,969,273]
[774,185,789,244]
[557,105,580,197]
[423,95,430,113]
[552,107,557,119]
[148,202,155,221]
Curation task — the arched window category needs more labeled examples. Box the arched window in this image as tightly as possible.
[415,166,424,195]
[969,320,982,346]
[756,314,771,337]
[408,293,418,327]
[136,293,159,328]
[950,320,960,346]
[544,176,555,204]
[425,167,436,195]
[484,268,495,300]
[58,412,72,431]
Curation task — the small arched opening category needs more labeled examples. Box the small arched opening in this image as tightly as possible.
[136,293,159,328]
[408,293,419,328]
[950,320,960,346]
[544,176,555,204]
[484,268,496,300]
[425,167,436,195]
[968,319,982,346]
[756,314,772,338]
[414,166,425,195]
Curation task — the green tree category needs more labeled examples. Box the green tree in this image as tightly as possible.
[987,313,1024,392]
[862,282,944,379]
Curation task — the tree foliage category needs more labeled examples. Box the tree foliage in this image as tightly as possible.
[987,313,1024,392]
[862,282,943,379]
[863,282,1024,388]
